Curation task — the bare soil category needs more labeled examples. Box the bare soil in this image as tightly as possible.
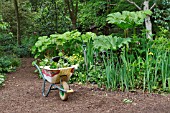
[1,58,170,113]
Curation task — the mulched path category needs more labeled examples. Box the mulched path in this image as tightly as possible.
[1,58,170,113]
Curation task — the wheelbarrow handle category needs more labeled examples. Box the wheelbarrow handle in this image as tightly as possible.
[33,63,45,80]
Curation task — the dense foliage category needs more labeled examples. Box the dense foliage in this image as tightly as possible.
[152,0,170,37]
[0,15,20,86]
[31,28,170,93]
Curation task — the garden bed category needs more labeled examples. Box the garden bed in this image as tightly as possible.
[0,58,170,113]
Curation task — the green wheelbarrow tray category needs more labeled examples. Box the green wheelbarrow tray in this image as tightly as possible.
[34,63,76,101]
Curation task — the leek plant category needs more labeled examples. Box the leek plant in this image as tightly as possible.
[102,51,119,90]
[91,39,170,93]
[143,47,170,92]
[168,55,170,91]
[101,40,170,92]
[160,51,169,91]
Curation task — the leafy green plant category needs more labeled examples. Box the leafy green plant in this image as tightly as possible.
[32,30,86,59]
[0,15,9,30]
[31,35,56,58]
[123,99,133,104]
[93,35,131,51]
[66,54,84,65]
[0,56,20,73]
[37,56,70,69]
[107,10,152,37]
[0,74,6,86]
[50,59,70,69]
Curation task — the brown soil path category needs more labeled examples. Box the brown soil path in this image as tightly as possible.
[1,58,170,113]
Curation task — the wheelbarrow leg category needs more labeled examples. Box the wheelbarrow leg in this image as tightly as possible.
[42,79,53,97]
[34,63,53,97]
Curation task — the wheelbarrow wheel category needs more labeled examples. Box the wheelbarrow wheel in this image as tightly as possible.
[59,81,69,101]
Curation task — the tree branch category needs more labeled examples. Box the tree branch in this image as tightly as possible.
[150,3,156,10]
[126,0,142,10]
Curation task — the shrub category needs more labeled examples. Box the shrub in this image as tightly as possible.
[0,56,20,73]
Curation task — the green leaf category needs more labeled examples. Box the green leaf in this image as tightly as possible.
[0,74,5,85]
[143,10,152,16]
[50,34,59,38]
[123,99,133,103]
[35,41,42,47]
[107,10,148,30]
[31,46,37,53]
[34,53,41,59]
[94,35,131,51]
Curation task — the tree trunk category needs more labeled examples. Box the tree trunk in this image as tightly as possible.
[126,0,155,39]
[64,0,78,30]
[13,0,21,45]
[72,17,77,30]
[143,1,152,39]
[53,0,58,32]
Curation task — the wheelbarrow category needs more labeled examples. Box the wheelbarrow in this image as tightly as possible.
[34,57,76,101]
